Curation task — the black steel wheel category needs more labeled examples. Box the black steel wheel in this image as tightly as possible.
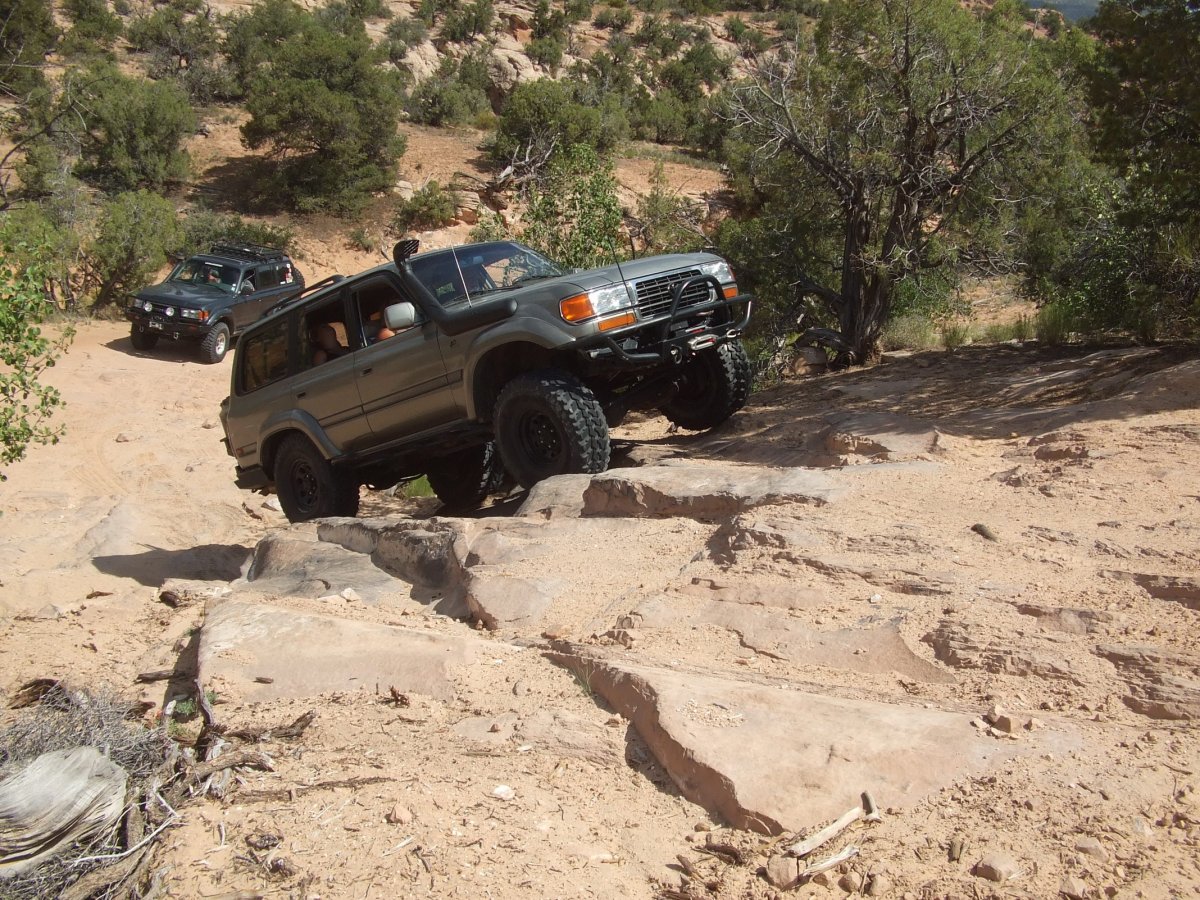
[659,340,752,431]
[426,441,509,509]
[273,434,359,523]
[493,370,610,489]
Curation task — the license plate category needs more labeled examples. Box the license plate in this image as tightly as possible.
[149,320,163,330]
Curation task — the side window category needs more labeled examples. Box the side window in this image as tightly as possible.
[257,264,282,290]
[302,298,352,369]
[353,276,415,346]
[238,317,290,393]
[411,253,466,305]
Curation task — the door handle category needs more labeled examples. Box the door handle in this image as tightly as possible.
[361,367,373,376]
[296,391,307,399]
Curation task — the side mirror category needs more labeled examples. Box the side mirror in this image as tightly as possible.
[383,302,417,331]
[240,282,255,294]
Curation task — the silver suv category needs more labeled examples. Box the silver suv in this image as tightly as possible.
[220,239,752,522]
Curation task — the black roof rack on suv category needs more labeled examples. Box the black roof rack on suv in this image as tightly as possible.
[208,242,289,264]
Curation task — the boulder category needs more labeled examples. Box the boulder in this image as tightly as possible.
[239,529,408,606]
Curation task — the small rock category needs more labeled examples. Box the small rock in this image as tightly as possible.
[838,871,864,892]
[810,871,833,887]
[972,852,1021,882]
[1074,835,1107,861]
[866,873,894,896]
[608,627,640,648]
[1060,875,1089,899]
[1130,816,1153,839]
[491,784,515,801]
[764,854,803,890]
[948,836,964,862]
[971,523,999,542]
[385,803,414,825]
[340,588,362,602]
[115,433,132,443]
[693,822,711,832]
[246,832,282,850]
[512,679,529,696]
[263,497,283,512]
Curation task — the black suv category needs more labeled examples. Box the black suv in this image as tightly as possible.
[220,239,752,522]
[126,243,305,363]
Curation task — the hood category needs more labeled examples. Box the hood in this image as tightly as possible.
[562,252,721,291]
[135,281,228,307]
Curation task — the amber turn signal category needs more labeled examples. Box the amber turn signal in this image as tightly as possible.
[559,293,595,323]
[597,312,637,332]
[723,284,738,299]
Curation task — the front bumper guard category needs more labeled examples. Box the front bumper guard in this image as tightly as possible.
[578,275,752,367]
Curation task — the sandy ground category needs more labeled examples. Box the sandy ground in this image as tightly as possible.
[1,320,1198,899]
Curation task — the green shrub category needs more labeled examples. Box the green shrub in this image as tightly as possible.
[348,227,375,253]
[61,0,123,56]
[384,15,428,61]
[940,320,972,350]
[565,0,593,23]
[241,12,406,212]
[1035,301,1075,345]
[594,5,633,30]
[0,233,74,479]
[394,181,457,232]
[402,475,435,498]
[86,190,181,310]
[76,65,196,192]
[176,211,295,260]
[527,36,564,70]
[442,0,494,41]
[492,79,624,164]
[881,314,938,352]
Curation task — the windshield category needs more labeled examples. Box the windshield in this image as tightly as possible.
[169,259,239,294]
[410,241,566,305]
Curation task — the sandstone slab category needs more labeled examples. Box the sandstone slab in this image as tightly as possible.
[548,653,1004,834]
[582,464,843,520]
[1096,644,1200,720]
[924,621,1083,684]
[198,599,491,702]
[633,598,954,683]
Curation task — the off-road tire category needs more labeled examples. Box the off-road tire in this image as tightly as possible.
[274,434,359,523]
[130,326,159,352]
[200,322,231,364]
[427,441,508,509]
[494,370,610,489]
[659,340,752,431]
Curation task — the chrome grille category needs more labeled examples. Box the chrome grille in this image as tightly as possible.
[633,269,710,319]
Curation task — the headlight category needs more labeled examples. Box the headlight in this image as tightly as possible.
[165,306,176,317]
[699,260,738,299]
[699,260,735,284]
[179,308,207,321]
[560,284,633,323]
[142,300,153,312]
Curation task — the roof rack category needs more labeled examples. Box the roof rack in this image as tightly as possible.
[207,242,288,264]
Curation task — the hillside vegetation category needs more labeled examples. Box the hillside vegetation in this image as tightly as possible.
[0,0,1197,460]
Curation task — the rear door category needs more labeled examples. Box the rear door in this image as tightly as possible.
[349,271,459,441]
